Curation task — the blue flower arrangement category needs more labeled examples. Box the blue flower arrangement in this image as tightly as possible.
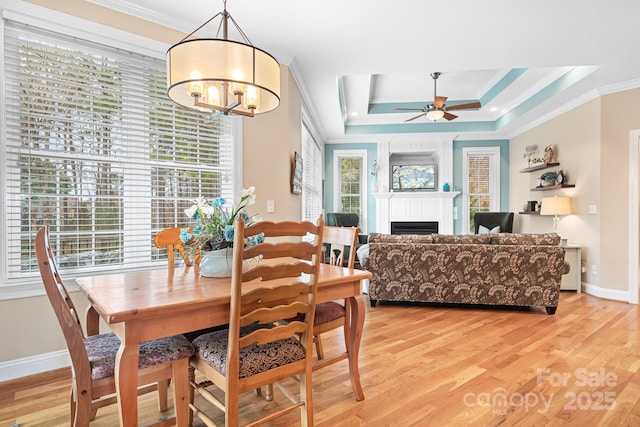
[180,186,264,251]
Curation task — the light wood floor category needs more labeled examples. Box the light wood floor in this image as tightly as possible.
[2,292,640,426]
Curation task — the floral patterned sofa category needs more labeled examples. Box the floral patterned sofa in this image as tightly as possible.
[361,232,567,314]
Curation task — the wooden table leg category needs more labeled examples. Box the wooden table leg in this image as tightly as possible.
[346,294,365,401]
[115,326,140,427]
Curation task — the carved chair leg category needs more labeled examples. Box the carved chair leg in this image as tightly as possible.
[188,366,195,427]
[314,334,325,360]
[257,384,273,401]
[157,379,169,412]
[69,387,78,423]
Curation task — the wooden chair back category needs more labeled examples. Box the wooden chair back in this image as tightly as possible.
[190,216,324,426]
[154,226,200,268]
[36,226,191,426]
[36,224,92,381]
[232,216,324,348]
[323,226,359,268]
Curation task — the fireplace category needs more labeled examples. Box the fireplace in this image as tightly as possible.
[373,137,458,235]
[391,221,438,235]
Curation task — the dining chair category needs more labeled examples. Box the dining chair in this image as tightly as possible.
[313,226,359,366]
[261,225,359,402]
[154,226,201,269]
[155,226,226,343]
[36,225,195,426]
[188,216,324,426]
[325,213,368,266]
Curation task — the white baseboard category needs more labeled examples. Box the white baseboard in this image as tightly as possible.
[0,350,70,382]
[582,282,629,302]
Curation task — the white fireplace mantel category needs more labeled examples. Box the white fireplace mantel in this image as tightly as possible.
[373,191,459,200]
[373,191,460,234]
[373,137,458,235]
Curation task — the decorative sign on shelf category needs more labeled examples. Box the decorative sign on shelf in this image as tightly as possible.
[291,151,303,195]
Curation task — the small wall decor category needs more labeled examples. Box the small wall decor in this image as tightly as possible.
[291,152,303,194]
[540,171,557,186]
[523,145,538,167]
[369,160,378,177]
[543,145,554,164]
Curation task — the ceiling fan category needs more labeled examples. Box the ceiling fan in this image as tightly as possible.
[397,72,482,122]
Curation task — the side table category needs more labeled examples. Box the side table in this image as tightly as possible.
[561,244,582,292]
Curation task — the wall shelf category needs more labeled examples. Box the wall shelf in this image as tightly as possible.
[531,184,575,191]
[519,211,540,215]
[520,162,575,191]
[519,162,560,173]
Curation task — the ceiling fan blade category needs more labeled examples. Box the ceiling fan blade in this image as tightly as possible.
[405,113,427,122]
[445,101,482,111]
[434,96,447,108]
[443,112,458,121]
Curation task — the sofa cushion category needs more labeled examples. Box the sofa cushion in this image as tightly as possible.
[432,234,491,244]
[368,233,434,244]
[490,233,560,246]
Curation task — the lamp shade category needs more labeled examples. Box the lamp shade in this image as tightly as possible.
[167,38,280,115]
[540,196,571,216]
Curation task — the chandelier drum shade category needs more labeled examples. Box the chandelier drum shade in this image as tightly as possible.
[166,1,280,117]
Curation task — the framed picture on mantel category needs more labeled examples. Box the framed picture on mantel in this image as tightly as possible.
[291,152,303,194]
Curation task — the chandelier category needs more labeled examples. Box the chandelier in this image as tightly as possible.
[166,0,280,117]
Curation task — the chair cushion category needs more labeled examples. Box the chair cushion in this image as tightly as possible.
[286,302,345,326]
[314,301,346,325]
[83,333,195,380]
[192,324,306,378]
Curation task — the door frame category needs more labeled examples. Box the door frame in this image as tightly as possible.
[627,129,640,304]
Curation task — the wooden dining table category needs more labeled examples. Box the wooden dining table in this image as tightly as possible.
[76,262,371,427]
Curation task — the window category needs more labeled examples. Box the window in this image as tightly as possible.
[462,147,501,233]
[333,150,367,233]
[301,119,323,224]
[2,21,234,293]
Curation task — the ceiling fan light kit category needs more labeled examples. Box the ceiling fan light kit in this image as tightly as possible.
[426,109,445,121]
[398,71,481,122]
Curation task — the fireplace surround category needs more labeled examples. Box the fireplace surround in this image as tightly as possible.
[391,221,438,235]
[373,137,459,235]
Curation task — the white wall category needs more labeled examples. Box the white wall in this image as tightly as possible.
[510,99,601,288]
[0,0,316,380]
[511,87,640,299]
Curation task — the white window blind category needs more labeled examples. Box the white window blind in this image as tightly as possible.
[462,147,500,233]
[3,21,234,284]
[301,121,322,224]
[333,150,366,232]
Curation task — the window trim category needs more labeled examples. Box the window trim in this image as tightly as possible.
[301,112,323,225]
[0,3,243,300]
[462,146,501,234]
[1,2,167,60]
[332,149,367,234]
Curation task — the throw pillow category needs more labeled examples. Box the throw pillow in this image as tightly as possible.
[478,225,501,234]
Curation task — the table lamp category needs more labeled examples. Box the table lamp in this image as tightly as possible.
[540,196,571,235]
